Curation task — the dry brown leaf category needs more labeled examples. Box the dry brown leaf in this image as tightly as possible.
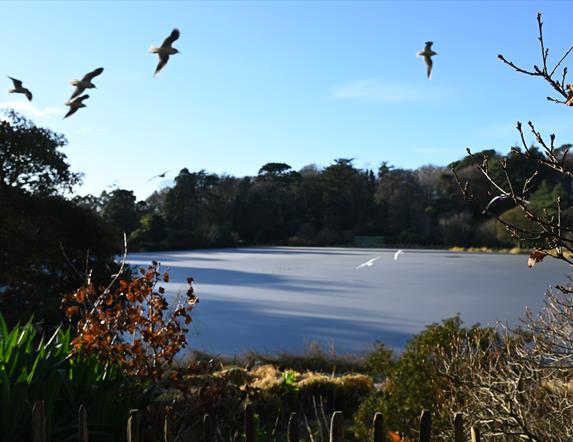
[566,84,573,107]
[528,250,547,268]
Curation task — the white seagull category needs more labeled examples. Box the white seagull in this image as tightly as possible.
[484,193,530,213]
[69,67,104,100]
[64,94,89,119]
[149,28,180,77]
[7,76,33,101]
[147,170,171,182]
[356,256,381,269]
[394,250,404,260]
[417,41,437,80]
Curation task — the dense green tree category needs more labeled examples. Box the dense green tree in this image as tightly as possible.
[101,189,140,236]
[321,158,372,232]
[0,112,118,328]
[1,188,118,327]
[375,166,429,242]
[0,110,81,195]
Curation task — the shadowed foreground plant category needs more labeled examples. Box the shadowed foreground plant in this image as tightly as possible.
[62,261,197,380]
[0,314,140,442]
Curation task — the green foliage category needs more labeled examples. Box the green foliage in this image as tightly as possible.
[0,188,120,327]
[281,370,300,393]
[101,189,140,236]
[0,315,142,442]
[0,110,82,195]
[364,342,395,377]
[354,316,477,439]
[0,112,120,328]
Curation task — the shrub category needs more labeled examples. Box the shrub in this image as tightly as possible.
[0,314,141,442]
[354,317,478,440]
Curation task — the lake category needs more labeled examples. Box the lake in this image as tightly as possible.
[128,247,571,356]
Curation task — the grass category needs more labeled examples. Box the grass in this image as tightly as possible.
[449,246,527,254]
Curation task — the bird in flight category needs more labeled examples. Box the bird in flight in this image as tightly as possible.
[149,28,180,76]
[484,193,529,213]
[356,256,381,269]
[69,67,104,100]
[394,250,404,261]
[417,41,437,80]
[7,76,33,101]
[484,194,510,212]
[64,94,89,119]
[147,171,171,182]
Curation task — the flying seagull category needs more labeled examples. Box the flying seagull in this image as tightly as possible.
[356,256,381,269]
[484,193,530,213]
[64,94,89,119]
[147,171,171,182]
[69,67,104,100]
[394,250,404,261]
[484,194,510,212]
[149,28,180,77]
[417,41,437,80]
[7,76,32,101]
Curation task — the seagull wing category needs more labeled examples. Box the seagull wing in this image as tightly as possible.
[81,67,104,82]
[76,94,90,103]
[155,54,170,76]
[485,195,502,211]
[425,56,433,80]
[8,76,23,88]
[69,86,85,100]
[66,94,89,106]
[23,88,32,101]
[64,107,78,119]
[161,28,180,48]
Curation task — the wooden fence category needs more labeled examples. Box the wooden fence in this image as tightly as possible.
[30,400,483,441]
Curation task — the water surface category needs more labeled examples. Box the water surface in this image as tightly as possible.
[128,247,571,355]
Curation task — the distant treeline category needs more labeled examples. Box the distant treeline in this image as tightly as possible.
[76,149,573,251]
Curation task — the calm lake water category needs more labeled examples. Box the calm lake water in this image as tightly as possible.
[128,247,571,356]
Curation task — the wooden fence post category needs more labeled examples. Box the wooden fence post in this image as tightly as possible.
[203,414,214,442]
[78,404,89,442]
[471,426,480,442]
[453,413,463,442]
[164,413,174,442]
[32,401,46,442]
[244,403,255,442]
[287,412,299,442]
[329,411,344,442]
[373,412,385,442]
[127,409,141,442]
[419,410,431,442]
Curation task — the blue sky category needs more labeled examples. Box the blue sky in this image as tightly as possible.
[1,0,572,200]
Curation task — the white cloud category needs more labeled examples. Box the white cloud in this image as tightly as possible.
[0,100,64,119]
[330,78,441,103]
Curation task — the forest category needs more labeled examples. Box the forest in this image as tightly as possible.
[78,146,573,251]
